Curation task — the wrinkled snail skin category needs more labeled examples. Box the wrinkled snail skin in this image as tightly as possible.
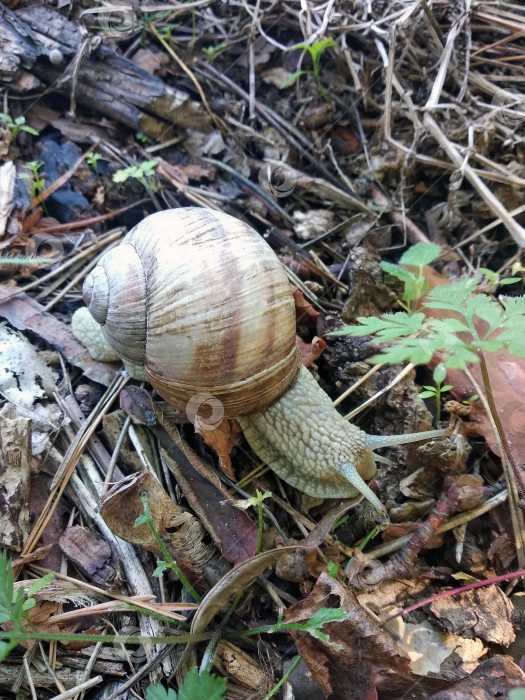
[238,365,382,508]
[239,366,448,513]
[82,207,448,515]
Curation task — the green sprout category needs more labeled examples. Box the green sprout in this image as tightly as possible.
[418,363,453,427]
[0,113,39,140]
[280,37,336,101]
[135,131,150,144]
[18,160,48,214]
[86,151,102,178]
[159,20,182,44]
[18,160,45,199]
[380,242,441,313]
[113,159,158,191]
[478,266,521,294]
[230,490,271,555]
[327,561,340,578]
[202,43,227,63]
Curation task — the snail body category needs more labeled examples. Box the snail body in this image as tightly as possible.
[82,207,447,514]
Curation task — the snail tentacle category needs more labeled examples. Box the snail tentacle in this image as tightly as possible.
[366,428,450,450]
[338,462,386,515]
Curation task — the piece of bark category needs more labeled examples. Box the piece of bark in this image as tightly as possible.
[59,525,118,588]
[0,405,31,551]
[213,640,266,692]
[0,6,211,139]
[427,654,525,700]
[0,666,88,693]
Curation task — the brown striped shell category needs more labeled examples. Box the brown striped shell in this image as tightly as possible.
[82,207,301,417]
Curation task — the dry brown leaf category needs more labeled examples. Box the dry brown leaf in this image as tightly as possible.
[297,335,327,367]
[101,471,216,588]
[119,386,259,564]
[195,419,242,480]
[59,526,117,588]
[283,572,411,699]
[427,655,525,699]
[293,286,320,323]
[430,584,515,647]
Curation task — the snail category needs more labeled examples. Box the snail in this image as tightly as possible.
[79,207,448,515]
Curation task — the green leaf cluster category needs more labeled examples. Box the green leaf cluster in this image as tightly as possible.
[380,242,441,311]
[333,257,525,369]
[113,159,158,184]
[0,113,39,139]
[18,160,46,201]
[280,37,336,100]
[202,43,227,62]
[147,668,227,700]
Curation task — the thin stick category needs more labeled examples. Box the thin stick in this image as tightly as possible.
[423,113,525,246]
[343,363,415,420]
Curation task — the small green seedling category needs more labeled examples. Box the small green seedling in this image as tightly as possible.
[231,490,271,555]
[18,160,48,213]
[418,363,453,427]
[86,151,102,178]
[136,490,201,602]
[380,242,441,313]
[18,160,45,199]
[0,113,39,140]
[159,20,182,44]
[202,43,227,63]
[327,561,340,578]
[281,37,336,101]
[478,267,521,294]
[113,159,158,191]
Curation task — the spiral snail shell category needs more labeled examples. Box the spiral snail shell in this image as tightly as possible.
[82,207,300,417]
[82,207,448,513]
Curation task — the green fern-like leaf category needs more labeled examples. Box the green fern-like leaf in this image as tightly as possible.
[178,668,227,700]
[334,312,425,340]
[399,242,441,266]
[501,295,525,317]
